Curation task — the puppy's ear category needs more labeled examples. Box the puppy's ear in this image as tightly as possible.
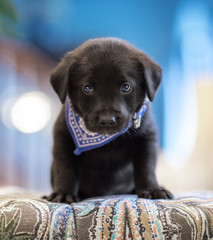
[137,53,162,102]
[50,52,75,103]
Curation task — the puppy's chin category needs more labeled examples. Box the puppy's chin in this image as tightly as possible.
[92,128,120,136]
[84,121,131,136]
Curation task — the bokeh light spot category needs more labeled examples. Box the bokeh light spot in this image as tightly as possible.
[11,92,51,133]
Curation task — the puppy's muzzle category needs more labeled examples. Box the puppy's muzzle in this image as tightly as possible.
[85,109,129,135]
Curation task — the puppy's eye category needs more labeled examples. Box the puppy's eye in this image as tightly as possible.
[82,84,94,95]
[121,83,132,94]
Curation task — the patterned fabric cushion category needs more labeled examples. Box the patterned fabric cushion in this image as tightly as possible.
[0,188,213,239]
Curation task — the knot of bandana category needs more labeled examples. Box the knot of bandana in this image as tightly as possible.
[65,97,147,155]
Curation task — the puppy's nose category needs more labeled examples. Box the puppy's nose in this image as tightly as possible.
[99,114,116,126]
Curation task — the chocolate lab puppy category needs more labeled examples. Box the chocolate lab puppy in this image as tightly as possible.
[46,38,173,203]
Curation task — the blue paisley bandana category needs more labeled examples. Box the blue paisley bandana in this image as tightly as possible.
[65,97,147,155]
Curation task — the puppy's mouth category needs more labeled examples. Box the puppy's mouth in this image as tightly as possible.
[87,126,125,135]
[84,115,131,136]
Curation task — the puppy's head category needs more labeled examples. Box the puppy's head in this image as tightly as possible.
[50,38,161,135]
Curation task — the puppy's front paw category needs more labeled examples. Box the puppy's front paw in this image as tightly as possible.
[43,192,78,204]
[137,186,173,200]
